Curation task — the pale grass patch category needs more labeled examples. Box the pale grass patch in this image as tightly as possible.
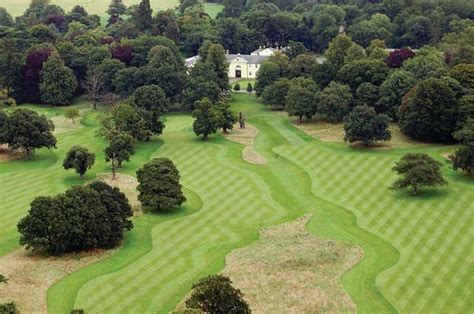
[0,144,25,162]
[225,123,267,165]
[176,215,363,313]
[0,248,114,313]
[95,173,141,214]
[51,112,83,135]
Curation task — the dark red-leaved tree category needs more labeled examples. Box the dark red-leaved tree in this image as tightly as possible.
[110,45,133,65]
[386,48,416,68]
[22,48,53,103]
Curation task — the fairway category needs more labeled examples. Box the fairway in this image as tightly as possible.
[3,0,179,17]
[0,95,472,313]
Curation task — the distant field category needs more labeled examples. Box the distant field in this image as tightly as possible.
[2,0,179,18]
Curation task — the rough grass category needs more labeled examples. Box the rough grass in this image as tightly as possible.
[221,215,363,313]
[0,94,471,314]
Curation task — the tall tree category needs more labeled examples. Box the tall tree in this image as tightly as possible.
[2,109,56,159]
[40,54,78,106]
[134,0,153,31]
[63,146,96,178]
[136,158,186,211]
[192,98,223,140]
[285,77,319,122]
[83,68,105,110]
[132,85,169,136]
[318,82,353,123]
[203,43,229,91]
[216,101,237,134]
[107,0,127,25]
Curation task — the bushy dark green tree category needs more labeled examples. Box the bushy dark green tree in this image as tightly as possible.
[318,82,353,123]
[261,78,291,110]
[234,83,241,91]
[136,158,186,211]
[132,85,169,136]
[337,59,389,91]
[183,63,221,109]
[63,146,96,178]
[392,153,447,196]
[0,7,14,27]
[450,118,474,176]
[192,98,223,140]
[186,275,250,313]
[1,109,56,159]
[99,103,152,142]
[285,77,319,122]
[40,54,78,106]
[17,183,133,254]
[344,105,391,146]
[377,70,417,118]
[134,0,153,31]
[246,83,253,93]
[399,77,462,142]
[255,61,280,96]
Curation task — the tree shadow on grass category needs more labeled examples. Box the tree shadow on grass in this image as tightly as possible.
[392,187,451,200]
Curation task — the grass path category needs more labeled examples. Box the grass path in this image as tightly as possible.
[0,95,471,313]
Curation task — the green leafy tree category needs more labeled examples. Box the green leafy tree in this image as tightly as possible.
[449,63,474,90]
[105,133,136,179]
[349,13,393,47]
[337,59,389,91]
[355,82,379,107]
[132,85,169,136]
[285,77,319,122]
[324,34,355,71]
[186,275,250,313]
[192,98,223,140]
[136,158,186,211]
[40,55,78,106]
[392,153,447,196]
[399,77,462,143]
[377,70,417,118]
[216,101,237,134]
[262,78,291,110]
[183,63,221,109]
[2,109,56,159]
[18,183,133,254]
[202,43,229,91]
[99,103,152,142]
[63,146,96,178]
[64,108,80,124]
[318,82,353,123]
[0,7,14,27]
[134,0,153,31]
[450,118,474,175]
[289,54,317,78]
[344,105,391,146]
[0,88,16,108]
[402,51,447,80]
[255,61,280,96]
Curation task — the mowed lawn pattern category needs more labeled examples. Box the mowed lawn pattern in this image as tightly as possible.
[276,143,474,313]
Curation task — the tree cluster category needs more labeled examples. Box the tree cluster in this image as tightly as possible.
[17,181,133,254]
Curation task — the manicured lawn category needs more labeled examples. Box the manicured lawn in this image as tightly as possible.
[233,79,256,90]
[0,94,472,313]
[203,3,224,19]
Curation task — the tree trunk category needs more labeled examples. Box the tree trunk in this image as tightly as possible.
[299,115,303,123]
[412,186,418,196]
[112,153,117,180]
[203,134,208,141]
[25,148,32,160]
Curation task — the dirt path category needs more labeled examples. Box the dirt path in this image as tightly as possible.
[225,123,267,165]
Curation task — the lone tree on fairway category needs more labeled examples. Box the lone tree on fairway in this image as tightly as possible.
[344,105,391,146]
[64,108,80,124]
[63,146,96,178]
[186,275,250,313]
[193,98,223,140]
[105,133,136,179]
[392,153,447,195]
[2,109,56,159]
[136,158,186,211]
[450,118,474,176]
[216,101,237,134]
[17,183,133,254]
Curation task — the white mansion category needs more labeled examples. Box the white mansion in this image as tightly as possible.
[185,47,279,79]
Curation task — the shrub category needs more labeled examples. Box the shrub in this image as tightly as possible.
[0,302,17,314]
[234,83,241,91]
[186,275,250,313]
[63,146,96,178]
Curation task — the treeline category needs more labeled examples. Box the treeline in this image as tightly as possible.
[256,34,473,173]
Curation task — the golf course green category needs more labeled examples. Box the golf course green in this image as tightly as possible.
[0,94,472,313]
